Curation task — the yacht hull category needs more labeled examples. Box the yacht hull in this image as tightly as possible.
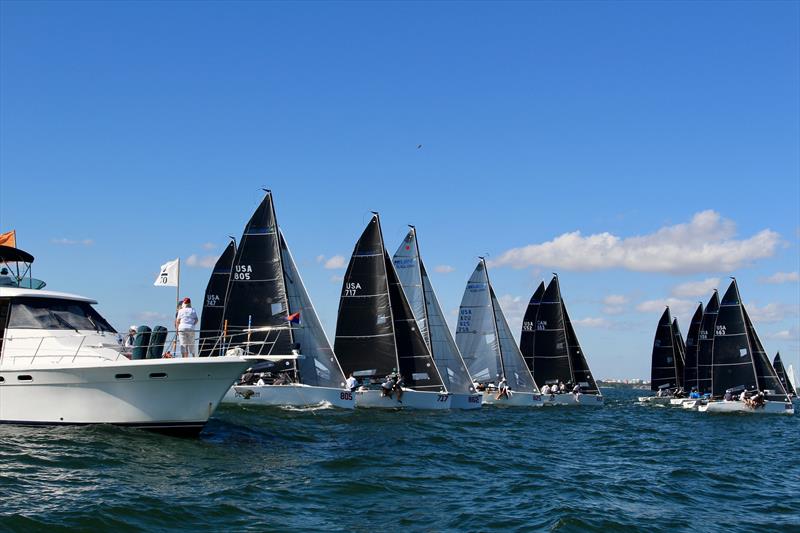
[0,357,248,434]
[542,393,604,406]
[449,392,483,409]
[223,384,355,409]
[354,389,451,409]
[698,400,794,415]
[482,391,543,407]
[637,396,673,406]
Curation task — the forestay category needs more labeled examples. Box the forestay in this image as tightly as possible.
[562,299,599,393]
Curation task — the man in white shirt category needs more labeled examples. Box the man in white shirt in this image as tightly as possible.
[541,383,551,395]
[176,297,199,357]
[345,373,357,392]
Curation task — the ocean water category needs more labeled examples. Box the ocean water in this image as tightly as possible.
[1,387,797,532]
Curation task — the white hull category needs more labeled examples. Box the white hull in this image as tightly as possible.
[0,357,248,434]
[638,396,673,406]
[698,400,794,415]
[223,384,355,409]
[354,388,451,409]
[542,393,604,406]
[681,399,704,410]
[449,392,483,409]
[481,391,543,407]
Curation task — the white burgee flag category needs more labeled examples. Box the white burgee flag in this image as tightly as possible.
[154,258,180,287]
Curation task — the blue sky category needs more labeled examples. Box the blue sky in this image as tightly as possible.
[1,1,798,379]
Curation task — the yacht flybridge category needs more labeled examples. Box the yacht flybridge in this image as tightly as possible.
[0,246,249,435]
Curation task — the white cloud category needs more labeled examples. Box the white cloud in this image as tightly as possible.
[671,277,720,297]
[573,317,610,328]
[329,274,344,283]
[767,329,797,341]
[761,271,799,284]
[602,294,628,315]
[489,210,780,274]
[186,254,219,268]
[745,302,797,324]
[434,265,455,274]
[316,255,326,263]
[636,298,697,318]
[323,255,347,269]
[603,294,628,306]
[134,311,169,323]
[201,242,216,250]
[51,238,93,246]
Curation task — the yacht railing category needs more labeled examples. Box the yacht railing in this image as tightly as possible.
[0,326,297,366]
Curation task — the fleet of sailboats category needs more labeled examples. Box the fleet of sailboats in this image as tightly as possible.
[519,275,603,406]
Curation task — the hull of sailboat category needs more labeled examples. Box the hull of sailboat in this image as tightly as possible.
[668,398,698,407]
[542,393,604,406]
[0,357,248,434]
[482,391,543,407]
[698,400,794,415]
[637,396,673,406]
[354,389,451,409]
[450,393,483,409]
[223,384,355,409]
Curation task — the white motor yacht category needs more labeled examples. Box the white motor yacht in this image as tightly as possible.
[0,246,248,435]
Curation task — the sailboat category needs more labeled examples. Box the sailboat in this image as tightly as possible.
[519,274,603,406]
[455,259,542,407]
[219,192,353,409]
[198,239,236,357]
[639,308,684,405]
[698,279,793,415]
[772,352,796,399]
[670,303,705,407]
[392,227,482,409]
[334,214,450,409]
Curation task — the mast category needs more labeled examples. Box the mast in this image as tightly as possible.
[374,213,401,372]
[267,190,294,348]
[553,274,575,382]
[481,257,506,378]
[732,278,760,392]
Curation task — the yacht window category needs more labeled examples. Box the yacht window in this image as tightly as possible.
[8,297,116,332]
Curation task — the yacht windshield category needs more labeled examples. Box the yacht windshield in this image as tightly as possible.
[8,297,116,332]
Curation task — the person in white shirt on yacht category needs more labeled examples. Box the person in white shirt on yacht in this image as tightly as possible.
[175,297,199,357]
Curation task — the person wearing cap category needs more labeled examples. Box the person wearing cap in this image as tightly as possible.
[175,297,199,357]
[124,325,138,348]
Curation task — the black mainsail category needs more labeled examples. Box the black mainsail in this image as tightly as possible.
[649,308,682,391]
[710,279,787,399]
[199,240,236,357]
[222,192,293,356]
[772,352,796,397]
[682,303,704,390]
[334,214,444,391]
[519,281,545,373]
[695,290,719,394]
[672,318,686,368]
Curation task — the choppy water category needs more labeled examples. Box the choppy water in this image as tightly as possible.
[0,387,797,532]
